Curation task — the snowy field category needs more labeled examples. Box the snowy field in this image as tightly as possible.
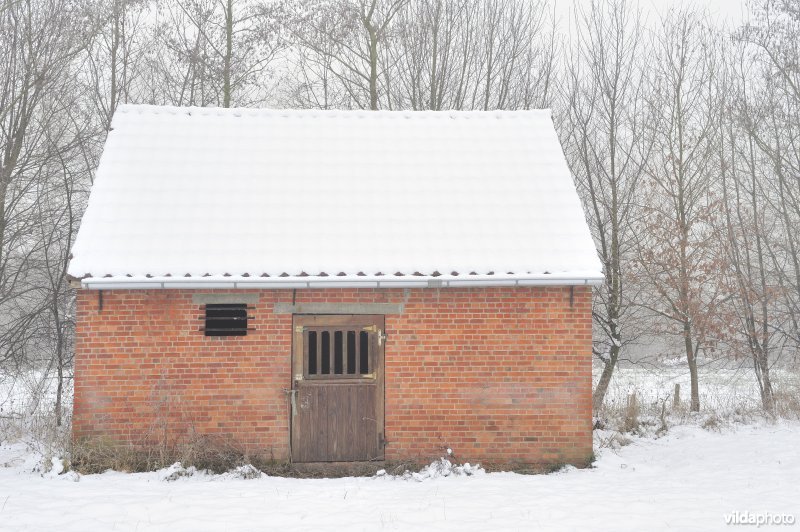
[599,358,800,418]
[0,422,798,531]
[1,364,799,531]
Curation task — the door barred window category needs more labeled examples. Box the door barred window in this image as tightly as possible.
[304,327,374,378]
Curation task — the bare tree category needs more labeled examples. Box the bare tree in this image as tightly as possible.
[33,113,86,426]
[637,10,723,412]
[560,0,650,411]
[714,0,800,412]
[0,0,90,364]
[718,74,779,413]
[0,0,94,423]
[152,0,285,107]
[288,0,407,110]
[84,0,149,129]
[388,0,471,110]
[737,0,800,354]
[387,0,556,111]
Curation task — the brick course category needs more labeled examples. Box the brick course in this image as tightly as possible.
[74,286,593,467]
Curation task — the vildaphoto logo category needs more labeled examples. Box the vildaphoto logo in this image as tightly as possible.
[725,511,796,527]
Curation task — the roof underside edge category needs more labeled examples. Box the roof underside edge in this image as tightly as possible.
[77,273,605,290]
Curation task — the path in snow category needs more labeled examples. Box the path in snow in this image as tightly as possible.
[0,422,798,531]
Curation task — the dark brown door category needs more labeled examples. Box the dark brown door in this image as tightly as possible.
[290,315,385,462]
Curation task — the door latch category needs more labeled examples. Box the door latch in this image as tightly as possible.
[283,388,297,416]
[364,325,387,346]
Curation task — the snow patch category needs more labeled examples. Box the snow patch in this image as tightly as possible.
[393,458,485,482]
[47,456,65,476]
[221,464,264,480]
[59,470,81,482]
[157,462,198,482]
[36,456,80,482]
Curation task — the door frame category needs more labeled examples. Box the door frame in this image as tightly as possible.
[289,314,385,462]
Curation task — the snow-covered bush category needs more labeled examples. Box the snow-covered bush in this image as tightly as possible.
[158,462,198,482]
[223,464,264,480]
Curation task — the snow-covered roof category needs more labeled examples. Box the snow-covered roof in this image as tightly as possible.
[69,105,602,289]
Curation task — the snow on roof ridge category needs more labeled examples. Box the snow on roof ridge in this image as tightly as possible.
[114,104,553,121]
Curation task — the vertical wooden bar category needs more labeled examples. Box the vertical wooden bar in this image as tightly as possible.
[316,330,322,375]
[327,328,334,375]
[342,329,350,375]
[303,329,309,375]
[361,331,369,374]
[358,331,364,374]
[370,328,377,378]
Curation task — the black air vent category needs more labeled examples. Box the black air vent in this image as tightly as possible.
[203,303,251,336]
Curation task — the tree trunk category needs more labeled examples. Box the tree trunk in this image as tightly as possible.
[54,303,65,426]
[684,323,700,411]
[223,0,233,108]
[367,27,379,110]
[758,357,775,413]
[55,359,64,427]
[592,344,619,411]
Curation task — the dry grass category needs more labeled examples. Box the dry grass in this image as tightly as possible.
[72,432,278,475]
[773,372,800,419]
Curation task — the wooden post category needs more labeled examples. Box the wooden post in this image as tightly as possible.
[673,383,681,410]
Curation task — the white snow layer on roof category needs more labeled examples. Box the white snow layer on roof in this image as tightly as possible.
[68,105,603,284]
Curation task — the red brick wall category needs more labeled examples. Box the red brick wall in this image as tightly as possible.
[74,286,593,467]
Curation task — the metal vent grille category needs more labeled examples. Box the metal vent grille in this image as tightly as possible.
[202,303,252,336]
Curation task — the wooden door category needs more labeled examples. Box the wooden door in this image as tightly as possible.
[290,315,385,462]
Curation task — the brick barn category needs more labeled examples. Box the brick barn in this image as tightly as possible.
[68,105,603,468]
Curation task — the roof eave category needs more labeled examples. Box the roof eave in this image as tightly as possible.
[77,273,605,290]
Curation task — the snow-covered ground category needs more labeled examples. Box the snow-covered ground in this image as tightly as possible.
[0,421,798,531]
[1,364,798,531]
